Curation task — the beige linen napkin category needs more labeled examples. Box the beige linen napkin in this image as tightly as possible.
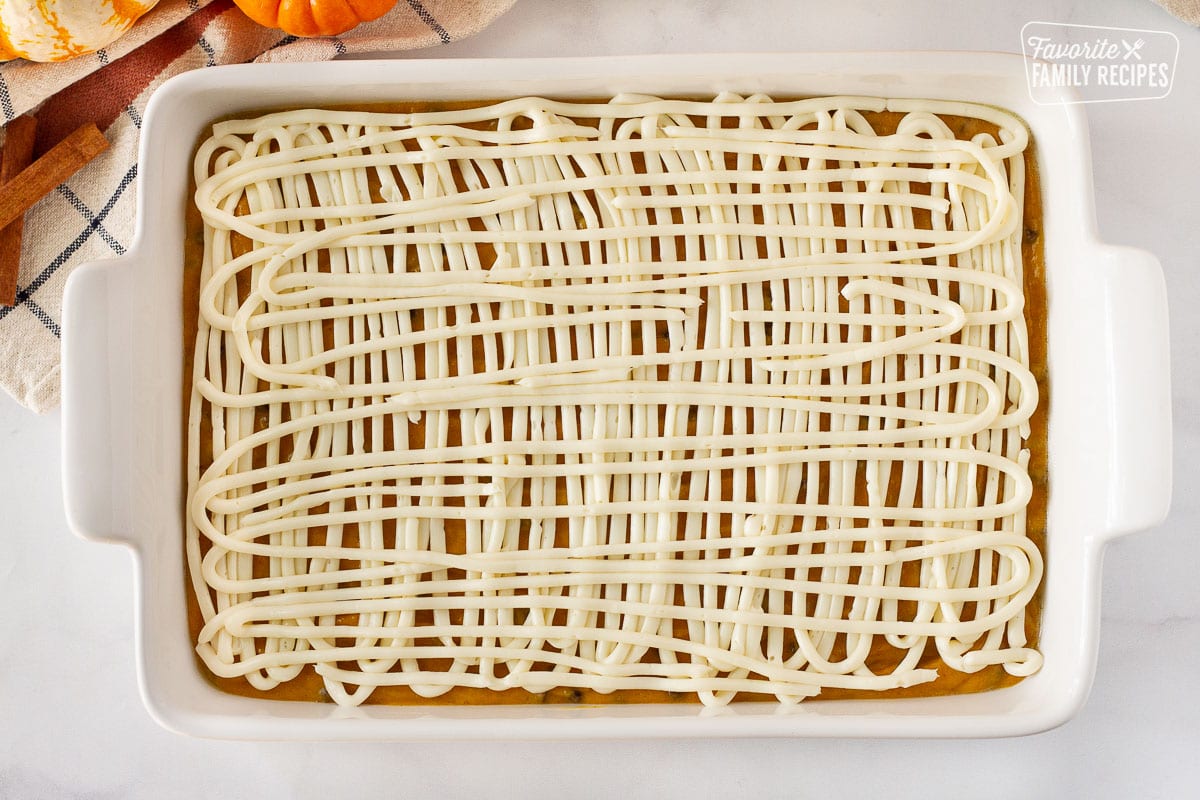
[0,0,515,412]
[1156,0,1200,24]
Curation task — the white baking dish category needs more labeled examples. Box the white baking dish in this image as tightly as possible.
[60,52,1171,740]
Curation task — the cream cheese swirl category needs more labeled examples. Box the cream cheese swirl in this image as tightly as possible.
[187,94,1041,707]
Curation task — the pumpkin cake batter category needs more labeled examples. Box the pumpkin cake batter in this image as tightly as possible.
[184,94,1047,706]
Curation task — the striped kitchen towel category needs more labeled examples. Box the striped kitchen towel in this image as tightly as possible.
[1156,0,1200,23]
[0,0,516,413]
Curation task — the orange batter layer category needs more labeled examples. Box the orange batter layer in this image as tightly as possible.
[183,102,1047,705]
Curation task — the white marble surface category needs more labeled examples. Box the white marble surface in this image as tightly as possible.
[2,0,1197,797]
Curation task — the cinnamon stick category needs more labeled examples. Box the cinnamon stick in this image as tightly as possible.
[0,115,38,306]
[0,122,109,235]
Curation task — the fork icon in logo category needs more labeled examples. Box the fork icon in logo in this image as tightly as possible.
[1122,38,1146,60]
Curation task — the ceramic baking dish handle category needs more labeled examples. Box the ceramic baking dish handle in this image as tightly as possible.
[61,258,134,546]
[1097,245,1172,540]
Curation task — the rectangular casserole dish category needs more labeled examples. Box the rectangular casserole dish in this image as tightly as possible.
[59,52,1171,740]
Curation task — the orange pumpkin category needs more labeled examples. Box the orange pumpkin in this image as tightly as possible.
[233,0,399,38]
[0,0,160,63]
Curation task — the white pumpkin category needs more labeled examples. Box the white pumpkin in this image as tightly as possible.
[0,0,160,63]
